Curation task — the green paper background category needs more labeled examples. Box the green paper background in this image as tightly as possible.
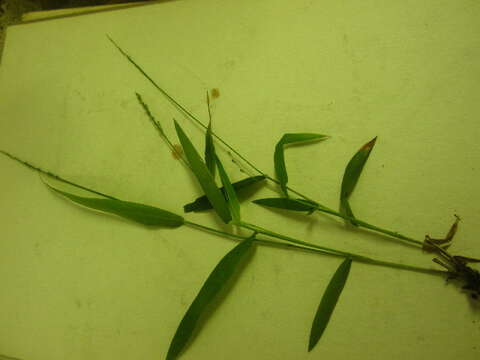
[0,0,479,359]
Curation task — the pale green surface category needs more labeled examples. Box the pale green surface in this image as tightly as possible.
[0,0,479,359]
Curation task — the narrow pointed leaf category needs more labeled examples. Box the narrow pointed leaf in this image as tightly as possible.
[166,237,256,360]
[253,197,318,212]
[174,120,231,223]
[184,175,266,212]
[309,258,352,352]
[215,155,240,222]
[340,137,377,225]
[44,182,184,227]
[274,133,329,196]
[204,120,216,177]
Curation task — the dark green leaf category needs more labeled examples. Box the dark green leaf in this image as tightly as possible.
[274,133,329,196]
[253,197,318,212]
[340,137,377,225]
[166,237,256,360]
[174,120,231,223]
[44,182,184,228]
[204,120,216,177]
[309,258,352,352]
[184,176,266,212]
[215,155,240,222]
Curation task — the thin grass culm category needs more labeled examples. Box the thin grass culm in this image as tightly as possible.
[1,38,478,360]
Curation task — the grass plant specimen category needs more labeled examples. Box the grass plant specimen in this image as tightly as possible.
[1,38,479,360]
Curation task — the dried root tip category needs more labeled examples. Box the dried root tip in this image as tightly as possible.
[423,215,461,252]
[446,214,461,241]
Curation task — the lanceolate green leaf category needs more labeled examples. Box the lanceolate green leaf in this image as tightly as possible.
[174,120,231,223]
[184,175,266,213]
[215,155,241,222]
[274,133,329,196]
[166,237,256,360]
[44,182,184,228]
[205,120,216,177]
[340,137,377,225]
[253,197,318,212]
[309,258,352,352]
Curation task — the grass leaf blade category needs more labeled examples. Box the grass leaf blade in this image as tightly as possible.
[43,181,184,227]
[205,120,216,177]
[253,197,318,212]
[215,155,240,222]
[166,237,256,360]
[340,137,377,225]
[274,133,329,196]
[184,175,266,212]
[308,258,352,352]
[174,120,231,223]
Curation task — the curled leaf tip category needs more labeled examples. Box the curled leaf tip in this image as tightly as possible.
[274,133,329,196]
